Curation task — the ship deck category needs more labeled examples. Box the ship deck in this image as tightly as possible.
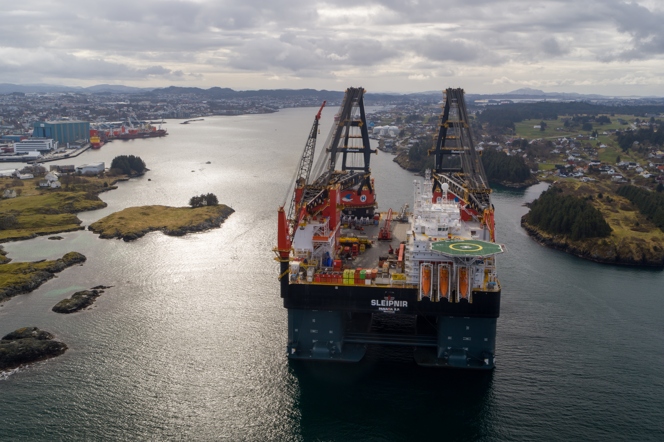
[340,212,410,270]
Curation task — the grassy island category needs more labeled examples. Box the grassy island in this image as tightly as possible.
[88,204,234,241]
[0,252,87,303]
[522,181,664,267]
[0,176,125,243]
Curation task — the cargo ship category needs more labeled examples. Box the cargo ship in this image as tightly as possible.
[276,87,503,369]
[110,125,167,140]
[89,129,105,149]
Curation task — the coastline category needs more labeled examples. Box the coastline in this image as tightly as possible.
[393,148,660,267]
[1,169,235,304]
[0,176,133,244]
[0,252,87,304]
[494,176,539,189]
[521,218,664,268]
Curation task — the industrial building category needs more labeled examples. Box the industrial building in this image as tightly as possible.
[32,120,90,145]
[14,138,57,153]
[1,135,26,143]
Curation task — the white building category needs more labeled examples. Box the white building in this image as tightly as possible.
[39,172,61,188]
[0,169,18,177]
[2,189,17,198]
[76,162,105,175]
[14,138,57,153]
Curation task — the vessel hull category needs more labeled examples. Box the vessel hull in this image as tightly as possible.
[284,284,499,369]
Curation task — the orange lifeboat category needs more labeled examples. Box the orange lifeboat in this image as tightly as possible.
[458,267,469,300]
[438,265,449,300]
[421,264,432,298]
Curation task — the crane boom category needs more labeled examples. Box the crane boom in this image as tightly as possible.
[429,88,491,214]
[286,101,326,233]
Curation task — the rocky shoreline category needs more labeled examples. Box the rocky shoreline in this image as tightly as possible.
[521,218,664,267]
[0,252,87,304]
[0,327,67,371]
[493,176,539,189]
[0,225,86,244]
[393,152,420,172]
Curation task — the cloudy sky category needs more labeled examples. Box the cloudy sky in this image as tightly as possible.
[2,0,664,95]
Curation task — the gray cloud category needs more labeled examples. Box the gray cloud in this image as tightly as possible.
[540,38,569,57]
[0,0,663,94]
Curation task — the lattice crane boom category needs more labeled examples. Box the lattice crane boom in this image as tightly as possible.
[286,101,326,232]
[429,88,491,214]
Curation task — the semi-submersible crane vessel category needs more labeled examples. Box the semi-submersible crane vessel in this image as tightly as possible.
[276,87,504,369]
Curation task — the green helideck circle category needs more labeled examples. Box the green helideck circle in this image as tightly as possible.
[430,239,503,257]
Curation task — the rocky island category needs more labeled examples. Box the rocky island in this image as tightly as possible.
[0,327,67,371]
[52,286,110,313]
[88,204,235,241]
[521,182,664,267]
[0,252,87,304]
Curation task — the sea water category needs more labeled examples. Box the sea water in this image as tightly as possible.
[1,109,663,441]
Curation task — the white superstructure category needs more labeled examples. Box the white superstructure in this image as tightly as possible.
[404,170,502,302]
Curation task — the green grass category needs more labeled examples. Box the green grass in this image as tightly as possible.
[514,114,636,140]
[524,180,664,266]
[559,180,664,243]
[0,175,128,242]
[0,192,104,214]
[89,205,234,239]
[0,252,85,301]
[0,192,106,241]
[537,163,556,171]
[512,114,653,167]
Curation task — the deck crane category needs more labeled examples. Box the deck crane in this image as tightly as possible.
[276,102,326,286]
[378,208,393,241]
[285,101,326,235]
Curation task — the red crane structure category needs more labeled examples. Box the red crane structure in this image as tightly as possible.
[377,208,393,241]
[276,101,326,278]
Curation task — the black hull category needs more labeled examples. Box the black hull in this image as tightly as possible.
[283,283,500,317]
[283,279,500,369]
